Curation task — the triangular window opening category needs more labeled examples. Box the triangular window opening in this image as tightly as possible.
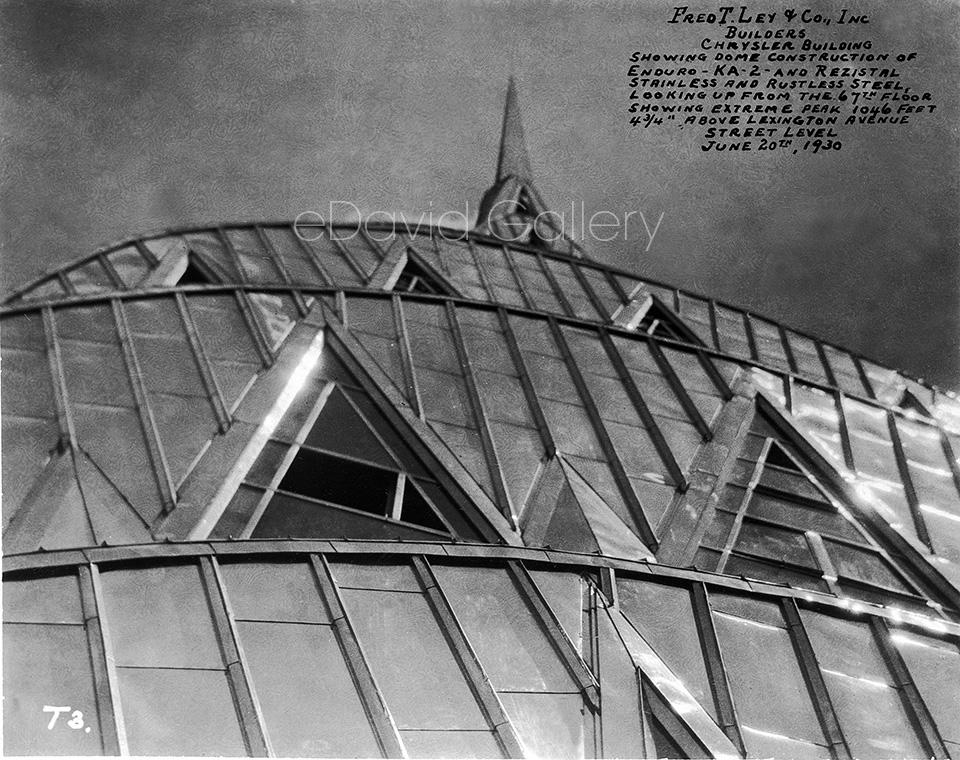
[900,390,933,419]
[178,254,218,286]
[638,300,696,343]
[247,384,455,538]
[696,410,937,609]
[393,256,452,295]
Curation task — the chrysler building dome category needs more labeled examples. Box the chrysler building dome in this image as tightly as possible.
[3,81,960,759]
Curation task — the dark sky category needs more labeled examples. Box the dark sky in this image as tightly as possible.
[1,0,958,389]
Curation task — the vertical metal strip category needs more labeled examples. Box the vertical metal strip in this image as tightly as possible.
[57,270,78,296]
[707,299,722,351]
[175,293,231,433]
[648,339,712,440]
[308,555,406,758]
[742,313,759,361]
[868,616,949,759]
[939,431,960,500]
[88,564,130,755]
[42,306,76,448]
[500,244,535,309]
[216,227,249,283]
[833,391,857,471]
[465,239,496,301]
[410,556,526,758]
[497,307,557,458]
[326,226,369,280]
[815,341,839,388]
[549,318,658,548]
[446,302,518,529]
[111,299,177,514]
[78,564,121,755]
[291,225,336,284]
[716,439,771,573]
[604,267,630,305]
[98,253,125,290]
[392,295,424,420]
[697,348,735,401]
[234,290,275,366]
[569,262,610,321]
[690,583,746,755]
[777,324,799,374]
[198,557,270,756]
[887,411,933,549]
[535,252,576,318]
[134,239,159,267]
[255,224,309,316]
[505,560,600,710]
[852,354,877,400]
[779,599,853,760]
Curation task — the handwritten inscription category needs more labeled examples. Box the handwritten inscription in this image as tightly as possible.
[43,705,91,733]
[627,5,938,153]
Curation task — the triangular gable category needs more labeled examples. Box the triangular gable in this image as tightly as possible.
[3,445,152,553]
[208,380,473,541]
[519,454,654,560]
[694,406,942,606]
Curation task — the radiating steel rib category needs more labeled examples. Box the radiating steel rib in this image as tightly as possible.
[198,556,270,756]
[779,598,852,760]
[696,346,735,401]
[500,244,536,309]
[568,260,611,321]
[496,306,557,458]
[175,293,231,433]
[648,338,713,440]
[707,299,722,351]
[716,439,771,574]
[815,341,839,388]
[233,289,276,367]
[939,431,960,499]
[254,224,309,316]
[599,328,687,490]
[446,301,518,529]
[87,564,130,755]
[777,323,800,374]
[325,227,369,280]
[505,560,600,711]
[690,583,746,755]
[741,313,759,362]
[411,556,526,758]
[42,306,76,448]
[548,317,658,549]
[887,411,933,550]
[832,390,857,471]
[290,225,337,285]
[852,354,877,400]
[111,298,177,515]
[868,615,949,759]
[535,251,576,318]
[392,295,425,420]
[308,555,406,758]
[97,253,125,290]
[607,606,741,759]
[465,239,497,301]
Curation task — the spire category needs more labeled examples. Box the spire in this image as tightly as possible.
[475,79,584,257]
[496,77,534,183]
